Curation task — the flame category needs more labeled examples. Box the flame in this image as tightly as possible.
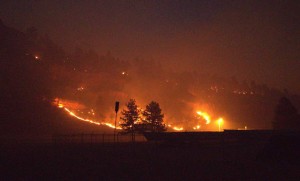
[196,111,211,124]
[56,101,122,129]
[216,118,224,131]
[166,124,183,131]
[217,118,224,124]
[65,107,101,126]
[193,125,201,130]
[196,111,225,131]
[54,98,225,132]
[173,126,184,131]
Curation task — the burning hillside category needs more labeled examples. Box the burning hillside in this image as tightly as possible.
[53,98,225,132]
[1,20,298,138]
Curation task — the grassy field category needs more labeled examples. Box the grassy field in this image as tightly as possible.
[1,140,300,180]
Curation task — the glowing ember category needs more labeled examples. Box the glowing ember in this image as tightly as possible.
[173,126,184,131]
[77,86,84,91]
[193,125,201,130]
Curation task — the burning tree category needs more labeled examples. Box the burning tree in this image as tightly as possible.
[143,101,166,132]
[120,99,140,139]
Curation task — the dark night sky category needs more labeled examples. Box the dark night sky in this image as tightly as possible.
[1,0,299,93]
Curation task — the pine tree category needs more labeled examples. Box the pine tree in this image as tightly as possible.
[143,101,166,132]
[120,99,140,139]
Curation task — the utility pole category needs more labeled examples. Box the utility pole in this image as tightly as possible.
[114,101,119,142]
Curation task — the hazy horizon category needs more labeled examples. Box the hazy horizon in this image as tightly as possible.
[1,0,299,94]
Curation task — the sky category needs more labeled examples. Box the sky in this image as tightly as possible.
[0,0,299,93]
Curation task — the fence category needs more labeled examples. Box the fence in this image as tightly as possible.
[52,133,147,144]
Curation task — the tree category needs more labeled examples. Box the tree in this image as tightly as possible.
[273,97,300,130]
[120,99,140,139]
[143,101,166,132]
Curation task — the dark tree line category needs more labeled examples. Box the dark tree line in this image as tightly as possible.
[120,99,166,139]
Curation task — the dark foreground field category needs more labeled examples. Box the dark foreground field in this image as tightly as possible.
[1,140,300,180]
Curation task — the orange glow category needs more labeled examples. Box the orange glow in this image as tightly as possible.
[54,98,226,132]
[196,111,211,124]
[193,125,201,130]
[196,110,225,131]
[173,126,184,131]
[166,124,184,131]
[77,86,84,91]
[216,118,224,131]
[55,100,122,129]
[53,98,86,110]
[65,107,101,126]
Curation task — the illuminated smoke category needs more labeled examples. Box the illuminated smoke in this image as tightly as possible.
[54,98,225,131]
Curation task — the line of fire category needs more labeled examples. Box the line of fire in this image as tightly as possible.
[52,96,300,145]
[53,98,225,132]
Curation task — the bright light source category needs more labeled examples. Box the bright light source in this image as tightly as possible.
[196,111,211,124]
[173,126,183,131]
[193,125,201,130]
[77,86,84,91]
[217,118,223,131]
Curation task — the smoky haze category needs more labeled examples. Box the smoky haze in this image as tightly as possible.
[1,0,299,93]
[45,48,298,130]
[0,0,300,136]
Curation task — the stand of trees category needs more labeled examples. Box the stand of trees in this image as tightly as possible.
[120,99,140,140]
[143,101,166,132]
[120,99,166,138]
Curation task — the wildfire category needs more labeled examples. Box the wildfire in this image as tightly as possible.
[196,111,225,131]
[196,111,211,124]
[167,124,184,131]
[216,118,224,131]
[56,100,122,129]
[64,107,100,126]
[193,125,201,130]
[173,126,184,131]
[54,98,225,132]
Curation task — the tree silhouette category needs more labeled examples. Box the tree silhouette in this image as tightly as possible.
[120,99,140,140]
[273,97,300,130]
[143,101,166,132]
